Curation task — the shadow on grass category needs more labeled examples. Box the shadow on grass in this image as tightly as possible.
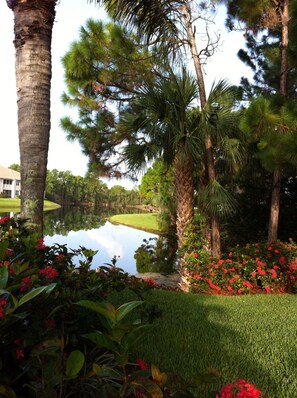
[131,291,297,397]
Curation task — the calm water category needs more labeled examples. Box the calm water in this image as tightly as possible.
[1,207,158,275]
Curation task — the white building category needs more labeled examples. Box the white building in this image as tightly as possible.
[0,165,21,198]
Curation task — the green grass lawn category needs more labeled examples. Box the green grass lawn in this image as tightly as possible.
[0,198,60,212]
[109,213,160,233]
[111,289,297,397]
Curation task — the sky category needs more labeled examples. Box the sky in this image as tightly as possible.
[0,1,252,189]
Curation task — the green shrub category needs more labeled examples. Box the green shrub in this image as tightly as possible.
[186,240,297,294]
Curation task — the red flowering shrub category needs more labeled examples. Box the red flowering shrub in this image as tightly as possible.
[217,379,263,398]
[185,240,297,294]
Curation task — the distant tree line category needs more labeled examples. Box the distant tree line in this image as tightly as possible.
[45,169,141,208]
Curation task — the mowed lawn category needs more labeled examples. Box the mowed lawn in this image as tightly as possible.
[111,289,297,398]
[109,213,160,233]
[0,198,60,212]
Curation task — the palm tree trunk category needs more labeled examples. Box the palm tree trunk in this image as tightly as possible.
[174,152,194,250]
[8,0,57,231]
[182,3,221,257]
[267,0,289,243]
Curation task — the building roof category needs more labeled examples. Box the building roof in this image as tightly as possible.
[0,165,21,180]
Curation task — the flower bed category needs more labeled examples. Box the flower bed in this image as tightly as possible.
[185,240,297,294]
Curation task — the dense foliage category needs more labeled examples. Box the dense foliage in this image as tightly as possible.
[0,216,267,397]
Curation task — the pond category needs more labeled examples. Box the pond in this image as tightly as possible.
[0,206,158,275]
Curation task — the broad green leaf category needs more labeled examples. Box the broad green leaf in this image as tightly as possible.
[18,285,49,306]
[77,300,116,323]
[82,331,116,351]
[115,301,143,323]
[11,261,30,276]
[124,324,154,349]
[44,283,57,294]
[65,350,85,379]
[0,241,9,260]
[0,265,8,289]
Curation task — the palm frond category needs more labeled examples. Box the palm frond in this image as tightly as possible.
[198,179,238,218]
[94,0,183,44]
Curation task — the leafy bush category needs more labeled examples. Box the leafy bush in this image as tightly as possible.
[185,240,297,294]
[0,216,264,397]
[0,217,158,397]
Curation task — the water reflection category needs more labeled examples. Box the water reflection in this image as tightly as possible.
[43,207,157,275]
[0,207,158,275]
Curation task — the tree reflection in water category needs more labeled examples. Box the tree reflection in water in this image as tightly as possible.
[43,206,158,275]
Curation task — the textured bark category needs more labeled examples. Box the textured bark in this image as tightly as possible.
[174,152,194,250]
[182,3,221,257]
[268,170,281,243]
[268,0,289,243]
[9,0,57,230]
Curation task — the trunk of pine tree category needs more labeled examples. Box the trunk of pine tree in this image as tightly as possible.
[182,3,221,257]
[8,0,57,231]
[268,0,289,243]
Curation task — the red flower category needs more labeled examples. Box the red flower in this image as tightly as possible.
[143,278,157,288]
[217,379,262,398]
[228,252,233,257]
[44,318,56,329]
[256,268,266,276]
[0,216,10,224]
[20,276,33,292]
[264,286,270,293]
[194,252,199,258]
[37,238,47,250]
[39,266,59,280]
[56,253,65,260]
[226,259,232,263]
[135,358,148,370]
[250,272,257,278]
[193,274,202,280]
[218,259,225,265]
[16,348,25,360]
[0,298,7,319]
[274,249,279,254]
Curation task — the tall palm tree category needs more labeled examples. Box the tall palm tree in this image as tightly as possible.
[120,68,202,250]
[96,0,228,256]
[6,0,58,230]
[4,0,195,233]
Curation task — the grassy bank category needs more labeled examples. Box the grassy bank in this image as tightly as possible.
[109,213,160,233]
[111,289,297,398]
[0,198,60,212]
